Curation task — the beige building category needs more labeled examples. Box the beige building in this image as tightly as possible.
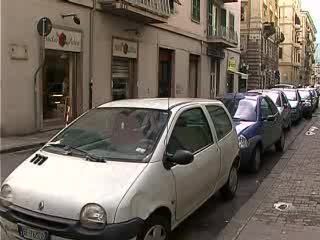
[1,0,242,136]
[278,0,302,85]
[300,10,317,86]
[240,0,283,90]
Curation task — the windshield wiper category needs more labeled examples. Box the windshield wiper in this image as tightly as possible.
[44,143,106,163]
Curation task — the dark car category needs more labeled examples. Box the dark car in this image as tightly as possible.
[298,89,313,119]
[222,93,285,173]
[306,88,319,110]
[272,88,303,123]
[249,89,292,130]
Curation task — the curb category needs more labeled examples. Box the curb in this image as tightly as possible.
[217,118,317,240]
[0,142,46,154]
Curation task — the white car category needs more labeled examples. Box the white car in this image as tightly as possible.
[0,98,239,240]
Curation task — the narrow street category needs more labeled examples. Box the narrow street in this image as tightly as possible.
[0,117,311,239]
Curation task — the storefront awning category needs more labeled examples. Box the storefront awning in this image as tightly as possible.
[228,70,249,79]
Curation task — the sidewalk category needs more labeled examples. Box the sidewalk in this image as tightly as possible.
[0,129,60,154]
[218,116,320,240]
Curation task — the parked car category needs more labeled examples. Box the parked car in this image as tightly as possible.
[249,89,292,130]
[222,93,285,173]
[298,89,313,119]
[306,88,319,110]
[0,98,240,240]
[273,84,296,89]
[272,88,303,123]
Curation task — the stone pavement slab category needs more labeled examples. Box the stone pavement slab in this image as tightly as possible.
[218,117,320,240]
[0,129,60,154]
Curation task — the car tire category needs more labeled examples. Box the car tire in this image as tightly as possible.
[250,146,261,173]
[137,214,170,240]
[275,131,285,152]
[220,164,238,200]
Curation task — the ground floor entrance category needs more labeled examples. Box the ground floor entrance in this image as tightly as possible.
[42,50,79,129]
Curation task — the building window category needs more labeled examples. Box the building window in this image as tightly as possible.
[241,6,245,21]
[298,53,301,63]
[263,6,267,18]
[279,47,283,59]
[229,13,235,32]
[192,0,200,22]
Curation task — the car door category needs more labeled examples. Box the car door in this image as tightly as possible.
[265,97,282,143]
[205,104,237,184]
[280,92,290,125]
[167,106,221,221]
[259,97,275,148]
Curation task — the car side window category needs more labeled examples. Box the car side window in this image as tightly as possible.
[265,97,278,115]
[260,98,273,119]
[281,93,287,106]
[206,105,233,141]
[167,108,213,155]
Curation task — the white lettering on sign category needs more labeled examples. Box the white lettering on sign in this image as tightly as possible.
[45,28,82,52]
[113,38,138,59]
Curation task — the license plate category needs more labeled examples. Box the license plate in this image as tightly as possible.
[17,224,49,240]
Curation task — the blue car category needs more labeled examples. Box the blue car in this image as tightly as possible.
[222,93,285,173]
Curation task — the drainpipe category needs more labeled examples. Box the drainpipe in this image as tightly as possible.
[89,0,96,109]
[33,22,47,131]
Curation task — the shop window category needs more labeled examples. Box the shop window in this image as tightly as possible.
[192,0,200,22]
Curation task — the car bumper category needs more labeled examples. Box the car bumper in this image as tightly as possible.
[239,144,255,169]
[0,206,143,240]
[290,110,300,122]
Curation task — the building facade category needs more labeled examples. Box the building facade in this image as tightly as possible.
[1,0,241,136]
[300,11,317,86]
[240,0,283,90]
[278,0,302,85]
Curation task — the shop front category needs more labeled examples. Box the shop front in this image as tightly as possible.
[42,27,82,129]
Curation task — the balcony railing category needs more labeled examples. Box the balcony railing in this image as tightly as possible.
[99,0,171,23]
[208,25,238,48]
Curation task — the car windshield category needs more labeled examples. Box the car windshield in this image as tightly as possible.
[223,98,257,122]
[283,91,297,101]
[265,92,281,107]
[44,108,169,162]
[298,90,311,100]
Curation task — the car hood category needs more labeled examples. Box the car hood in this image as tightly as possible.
[289,101,299,108]
[3,151,147,222]
[235,121,256,135]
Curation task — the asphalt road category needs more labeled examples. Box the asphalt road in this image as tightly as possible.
[0,117,311,239]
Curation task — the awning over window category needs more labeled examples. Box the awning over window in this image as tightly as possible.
[229,70,249,79]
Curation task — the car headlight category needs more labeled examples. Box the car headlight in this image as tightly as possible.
[0,184,13,208]
[80,204,107,230]
[238,135,249,149]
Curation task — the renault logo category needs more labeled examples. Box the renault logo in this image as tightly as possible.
[38,201,45,211]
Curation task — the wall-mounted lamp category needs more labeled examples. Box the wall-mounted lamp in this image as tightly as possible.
[61,14,80,25]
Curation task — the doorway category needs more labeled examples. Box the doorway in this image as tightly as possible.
[42,50,77,128]
[112,57,136,101]
[226,73,234,93]
[189,54,199,98]
[158,48,173,98]
[211,58,220,98]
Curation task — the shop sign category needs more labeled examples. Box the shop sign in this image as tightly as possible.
[228,57,237,72]
[45,28,82,52]
[207,48,225,59]
[113,38,138,59]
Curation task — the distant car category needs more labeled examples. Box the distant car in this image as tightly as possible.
[249,89,292,130]
[306,88,319,110]
[273,84,296,89]
[222,93,285,173]
[272,88,303,123]
[0,98,240,240]
[298,89,313,119]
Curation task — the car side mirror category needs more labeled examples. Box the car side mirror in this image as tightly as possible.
[266,115,276,121]
[167,150,194,166]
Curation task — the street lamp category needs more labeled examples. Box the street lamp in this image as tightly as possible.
[61,14,81,25]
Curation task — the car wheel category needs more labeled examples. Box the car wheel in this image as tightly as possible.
[220,164,238,200]
[137,215,170,240]
[250,146,261,173]
[275,131,285,152]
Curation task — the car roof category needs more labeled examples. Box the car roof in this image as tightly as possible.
[271,88,297,92]
[249,89,282,94]
[97,98,222,110]
[223,92,261,101]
